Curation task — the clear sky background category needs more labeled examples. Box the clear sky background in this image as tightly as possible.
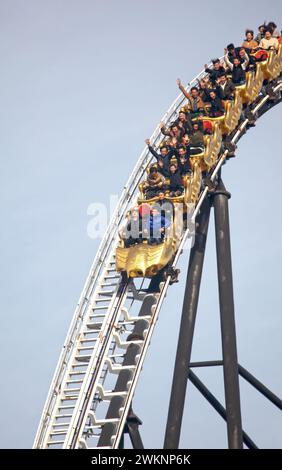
[0,0,281,449]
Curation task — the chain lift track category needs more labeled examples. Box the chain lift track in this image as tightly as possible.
[33,55,282,449]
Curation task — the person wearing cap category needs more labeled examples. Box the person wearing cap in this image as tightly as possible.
[143,166,165,199]
[204,59,225,85]
[148,205,171,245]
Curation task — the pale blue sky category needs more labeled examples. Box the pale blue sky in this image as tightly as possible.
[0,0,281,449]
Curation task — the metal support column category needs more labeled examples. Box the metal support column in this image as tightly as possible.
[213,180,243,449]
[164,197,211,449]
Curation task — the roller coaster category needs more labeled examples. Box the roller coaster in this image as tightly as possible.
[33,35,282,449]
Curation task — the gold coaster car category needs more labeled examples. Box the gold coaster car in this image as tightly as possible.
[116,205,184,278]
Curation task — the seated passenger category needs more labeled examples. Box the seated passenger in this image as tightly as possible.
[160,121,184,141]
[176,80,205,118]
[180,133,190,147]
[242,30,259,51]
[198,77,213,103]
[224,49,249,85]
[174,111,193,134]
[216,73,235,100]
[148,205,171,245]
[207,90,225,117]
[156,158,170,178]
[189,122,205,155]
[259,29,279,50]
[119,210,131,241]
[267,22,280,38]
[177,144,190,162]
[204,59,225,85]
[166,136,179,150]
[238,47,256,71]
[255,23,266,43]
[226,43,241,62]
[124,207,143,248]
[138,203,151,240]
[178,154,191,175]
[143,166,165,199]
[157,191,174,219]
[168,163,184,197]
[145,139,175,167]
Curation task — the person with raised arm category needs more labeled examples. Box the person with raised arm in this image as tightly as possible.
[176,79,205,118]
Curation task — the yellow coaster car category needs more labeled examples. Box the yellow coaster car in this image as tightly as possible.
[116,206,184,278]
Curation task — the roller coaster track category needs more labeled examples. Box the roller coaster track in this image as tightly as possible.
[33,52,282,449]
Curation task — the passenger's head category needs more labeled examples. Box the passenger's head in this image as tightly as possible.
[131,207,139,219]
[212,58,221,70]
[227,43,235,54]
[158,191,165,200]
[209,90,217,100]
[267,22,277,34]
[178,111,186,121]
[193,122,199,131]
[239,48,246,58]
[171,124,179,135]
[233,57,240,66]
[149,166,158,175]
[198,79,206,89]
[178,146,186,157]
[151,205,160,216]
[218,73,227,84]
[264,29,272,40]
[191,87,198,98]
[182,134,190,144]
[169,163,177,174]
[258,24,266,34]
[160,145,169,156]
[245,29,254,41]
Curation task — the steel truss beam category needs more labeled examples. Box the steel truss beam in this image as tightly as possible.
[164,179,244,449]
